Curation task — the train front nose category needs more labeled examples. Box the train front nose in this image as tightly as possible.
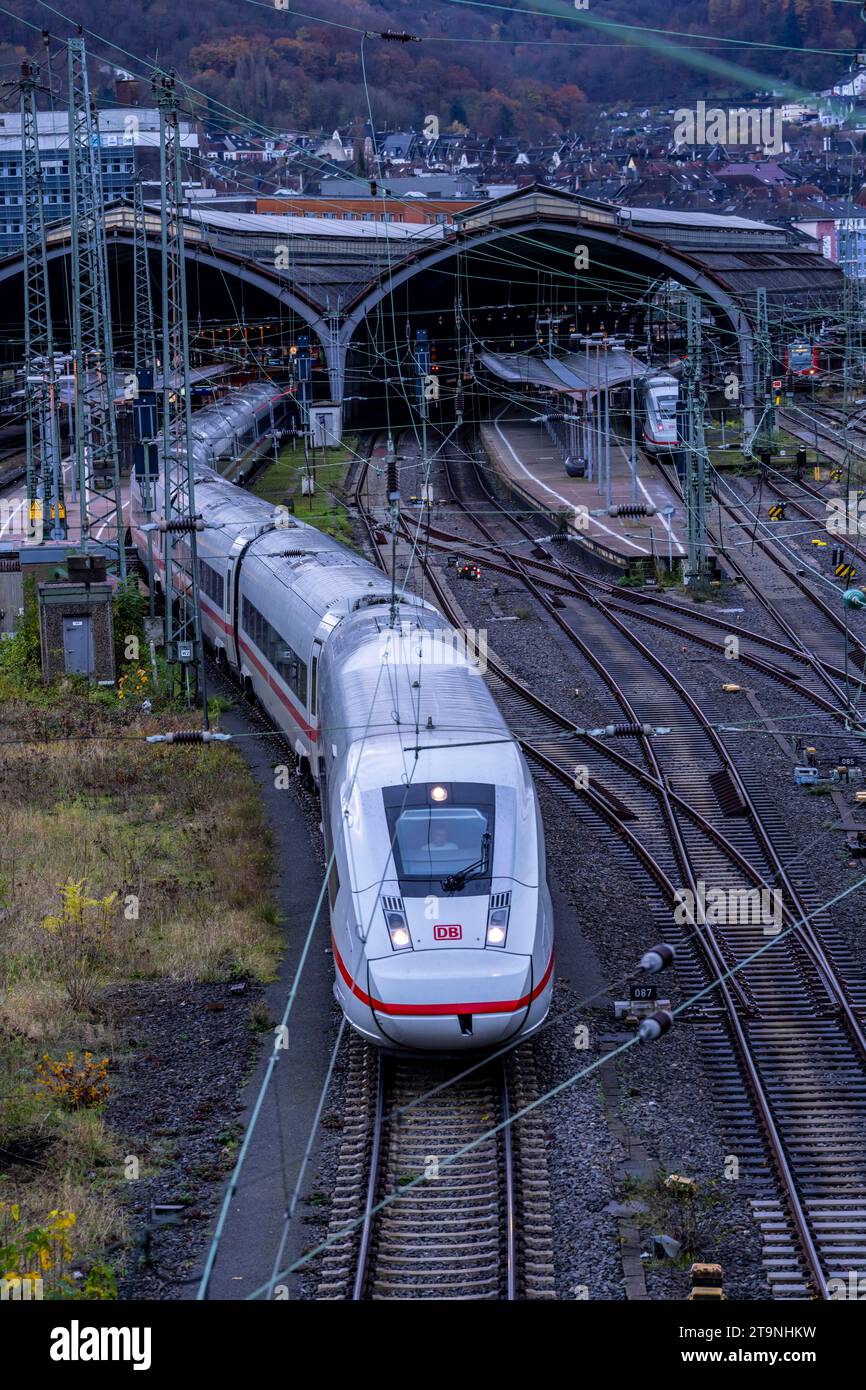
[367,948,546,1050]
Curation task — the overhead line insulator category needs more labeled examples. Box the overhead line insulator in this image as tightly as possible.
[158,516,206,534]
[146,731,232,744]
[608,504,657,517]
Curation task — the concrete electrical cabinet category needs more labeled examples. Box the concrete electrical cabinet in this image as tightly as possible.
[38,579,116,684]
[309,402,343,448]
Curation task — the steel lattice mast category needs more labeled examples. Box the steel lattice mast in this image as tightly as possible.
[16,58,63,541]
[132,177,157,381]
[683,293,709,584]
[67,34,125,574]
[153,70,207,716]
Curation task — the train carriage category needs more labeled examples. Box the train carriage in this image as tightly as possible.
[642,373,679,451]
[130,389,555,1052]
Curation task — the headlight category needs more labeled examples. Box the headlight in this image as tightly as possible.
[486,905,509,947]
[385,910,412,951]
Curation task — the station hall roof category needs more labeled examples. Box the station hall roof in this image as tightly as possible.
[19,182,844,322]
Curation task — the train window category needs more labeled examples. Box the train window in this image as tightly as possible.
[198,558,225,608]
[394,808,489,879]
[170,538,192,576]
[382,783,496,895]
[241,596,308,699]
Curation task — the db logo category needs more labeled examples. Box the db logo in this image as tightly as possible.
[434,924,462,941]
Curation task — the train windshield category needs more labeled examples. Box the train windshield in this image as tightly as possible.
[383,783,495,895]
[656,394,678,419]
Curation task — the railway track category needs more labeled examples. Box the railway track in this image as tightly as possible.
[316,1036,555,1300]
[391,481,853,721]
[350,427,866,1299]
[654,459,866,718]
[0,446,25,492]
[778,404,866,471]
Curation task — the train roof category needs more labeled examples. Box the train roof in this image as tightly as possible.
[322,608,510,760]
[190,383,279,446]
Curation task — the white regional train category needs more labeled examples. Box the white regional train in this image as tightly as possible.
[130,390,554,1052]
[642,373,680,452]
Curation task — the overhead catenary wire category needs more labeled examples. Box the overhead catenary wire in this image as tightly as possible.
[242,863,866,1299]
[1,0,866,1312]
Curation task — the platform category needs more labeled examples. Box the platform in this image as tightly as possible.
[481,411,687,570]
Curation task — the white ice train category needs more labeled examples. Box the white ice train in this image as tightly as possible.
[642,373,680,452]
[130,390,554,1052]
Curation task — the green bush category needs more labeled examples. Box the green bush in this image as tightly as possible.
[111,579,147,672]
[0,575,41,687]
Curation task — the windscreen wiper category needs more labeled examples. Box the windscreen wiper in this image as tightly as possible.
[440,833,491,894]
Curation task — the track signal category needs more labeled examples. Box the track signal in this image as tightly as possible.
[836,560,858,581]
[768,501,785,520]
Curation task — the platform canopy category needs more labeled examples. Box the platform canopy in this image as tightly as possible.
[478,347,653,401]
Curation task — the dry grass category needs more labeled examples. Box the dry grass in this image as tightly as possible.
[0,688,281,1290]
[0,730,279,1006]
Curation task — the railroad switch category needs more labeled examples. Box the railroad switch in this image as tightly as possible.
[614,996,671,1024]
[687,1263,725,1301]
[794,765,821,786]
[832,764,863,784]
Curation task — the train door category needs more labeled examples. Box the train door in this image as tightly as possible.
[219,557,234,666]
[309,640,322,736]
[223,558,235,666]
